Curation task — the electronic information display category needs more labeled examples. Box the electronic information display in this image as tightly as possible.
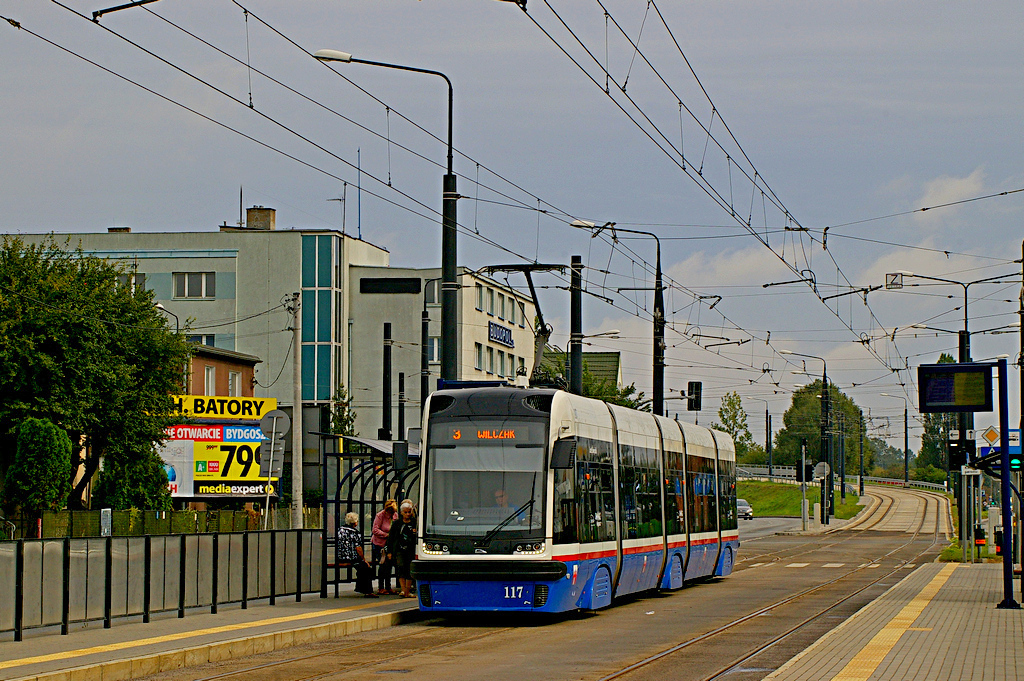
[917,363,993,413]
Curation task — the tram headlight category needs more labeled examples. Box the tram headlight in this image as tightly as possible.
[422,542,450,555]
[513,542,545,555]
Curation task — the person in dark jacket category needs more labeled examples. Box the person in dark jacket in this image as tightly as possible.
[386,500,417,598]
[337,512,377,597]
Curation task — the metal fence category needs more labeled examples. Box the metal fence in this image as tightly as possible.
[738,466,948,493]
[4,508,321,540]
[0,529,323,641]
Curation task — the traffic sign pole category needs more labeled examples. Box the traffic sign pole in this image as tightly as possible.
[996,359,1020,609]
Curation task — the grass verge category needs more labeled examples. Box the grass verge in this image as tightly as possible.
[737,480,860,519]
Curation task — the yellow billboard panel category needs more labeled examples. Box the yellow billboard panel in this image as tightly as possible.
[172,395,277,420]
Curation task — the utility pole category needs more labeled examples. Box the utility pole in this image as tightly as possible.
[859,409,865,496]
[397,372,405,442]
[289,293,303,530]
[767,412,773,479]
[380,323,393,441]
[569,256,583,395]
[839,412,847,502]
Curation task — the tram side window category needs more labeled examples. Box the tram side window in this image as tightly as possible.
[687,455,717,533]
[636,445,662,539]
[665,448,685,535]
[619,443,638,539]
[577,437,615,544]
[553,467,578,544]
[719,459,737,532]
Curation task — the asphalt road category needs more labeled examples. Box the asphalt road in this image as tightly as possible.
[148,488,947,681]
[738,516,803,541]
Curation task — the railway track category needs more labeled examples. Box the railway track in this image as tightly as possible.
[596,487,949,681]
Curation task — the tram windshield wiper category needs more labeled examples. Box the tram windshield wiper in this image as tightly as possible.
[476,497,535,547]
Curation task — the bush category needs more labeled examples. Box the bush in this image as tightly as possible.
[3,417,73,512]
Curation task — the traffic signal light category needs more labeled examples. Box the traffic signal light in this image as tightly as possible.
[795,463,814,482]
[687,381,702,411]
[948,440,964,468]
[1010,453,1022,471]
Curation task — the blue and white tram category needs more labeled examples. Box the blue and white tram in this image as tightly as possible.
[410,387,738,612]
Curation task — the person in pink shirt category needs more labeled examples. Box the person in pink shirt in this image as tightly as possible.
[372,499,398,595]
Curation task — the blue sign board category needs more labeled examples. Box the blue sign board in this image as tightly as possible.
[978,429,1021,457]
[488,321,515,348]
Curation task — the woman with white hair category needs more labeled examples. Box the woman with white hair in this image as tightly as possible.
[336,511,377,597]
[386,500,418,598]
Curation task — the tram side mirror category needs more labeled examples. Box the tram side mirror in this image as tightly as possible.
[550,437,577,469]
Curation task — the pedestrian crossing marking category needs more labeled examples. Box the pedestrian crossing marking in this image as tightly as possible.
[904,564,916,569]
[786,563,810,568]
[750,562,767,567]
[822,563,845,568]
[866,564,880,568]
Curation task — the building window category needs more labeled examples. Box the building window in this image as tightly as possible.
[117,272,146,292]
[204,365,216,396]
[428,337,440,362]
[187,334,216,346]
[487,288,495,316]
[497,294,505,320]
[173,272,216,299]
[425,279,438,305]
[518,356,526,376]
[228,371,241,397]
[475,283,484,310]
[507,300,515,326]
[518,301,526,328]
[497,351,505,378]
[475,343,483,370]
[486,346,494,374]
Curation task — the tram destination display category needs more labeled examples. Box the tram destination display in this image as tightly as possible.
[917,363,993,413]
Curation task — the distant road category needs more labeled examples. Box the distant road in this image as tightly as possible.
[739,516,803,541]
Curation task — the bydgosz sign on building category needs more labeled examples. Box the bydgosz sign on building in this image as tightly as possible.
[488,321,515,348]
[159,396,279,499]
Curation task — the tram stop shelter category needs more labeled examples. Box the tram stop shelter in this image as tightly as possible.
[315,432,420,598]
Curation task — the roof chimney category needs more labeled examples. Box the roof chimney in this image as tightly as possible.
[107,226,131,233]
[246,206,276,230]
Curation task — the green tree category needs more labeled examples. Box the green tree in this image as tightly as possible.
[918,352,956,470]
[0,236,191,509]
[330,386,357,436]
[712,392,756,460]
[3,417,73,512]
[773,380,873,472]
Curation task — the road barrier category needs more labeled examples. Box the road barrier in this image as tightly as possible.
[0,529,322,641]
[738,467,948,493]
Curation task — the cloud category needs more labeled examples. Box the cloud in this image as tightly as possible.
[913,168,985,221]
[666,245,794,289]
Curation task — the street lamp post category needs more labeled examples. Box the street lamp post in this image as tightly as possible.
[781,350,831,523]
[880,393,910,486]
[155,303,179,333]
[574,221,664,416]
[315,49,459,382]
[748,396,773,478]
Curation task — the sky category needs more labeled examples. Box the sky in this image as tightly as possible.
[2,1,1022,453]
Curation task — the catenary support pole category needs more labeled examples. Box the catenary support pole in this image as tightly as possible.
[381,323,393,440]
[569,256,583,395]
[291,293,304,530]
[997,359,1020,608]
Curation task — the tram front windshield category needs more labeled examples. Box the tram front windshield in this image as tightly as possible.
[426,419,546,538]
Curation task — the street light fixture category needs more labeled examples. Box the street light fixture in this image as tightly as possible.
[315,48,460,383]
[574,220,665,415]
[155,303,179,334]
[880,393,910,486]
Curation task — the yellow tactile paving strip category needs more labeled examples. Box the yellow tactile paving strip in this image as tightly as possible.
[830,563,957,681]
[2,600,412,681]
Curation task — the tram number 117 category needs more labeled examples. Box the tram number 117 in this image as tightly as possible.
[503,585,524,599]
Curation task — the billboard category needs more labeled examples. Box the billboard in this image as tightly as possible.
[160,396,280,498]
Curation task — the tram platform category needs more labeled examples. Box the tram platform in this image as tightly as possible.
[766,562,1024,681]
[0,586,420,681]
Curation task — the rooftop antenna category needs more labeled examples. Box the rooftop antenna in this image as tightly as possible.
[328,182,347,236]
[357,148,362,239]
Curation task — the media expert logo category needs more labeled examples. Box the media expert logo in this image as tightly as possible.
[171,395,277,420]
[195,483,274,496]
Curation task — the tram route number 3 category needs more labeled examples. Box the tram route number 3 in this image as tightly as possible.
[504,585,524,599]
